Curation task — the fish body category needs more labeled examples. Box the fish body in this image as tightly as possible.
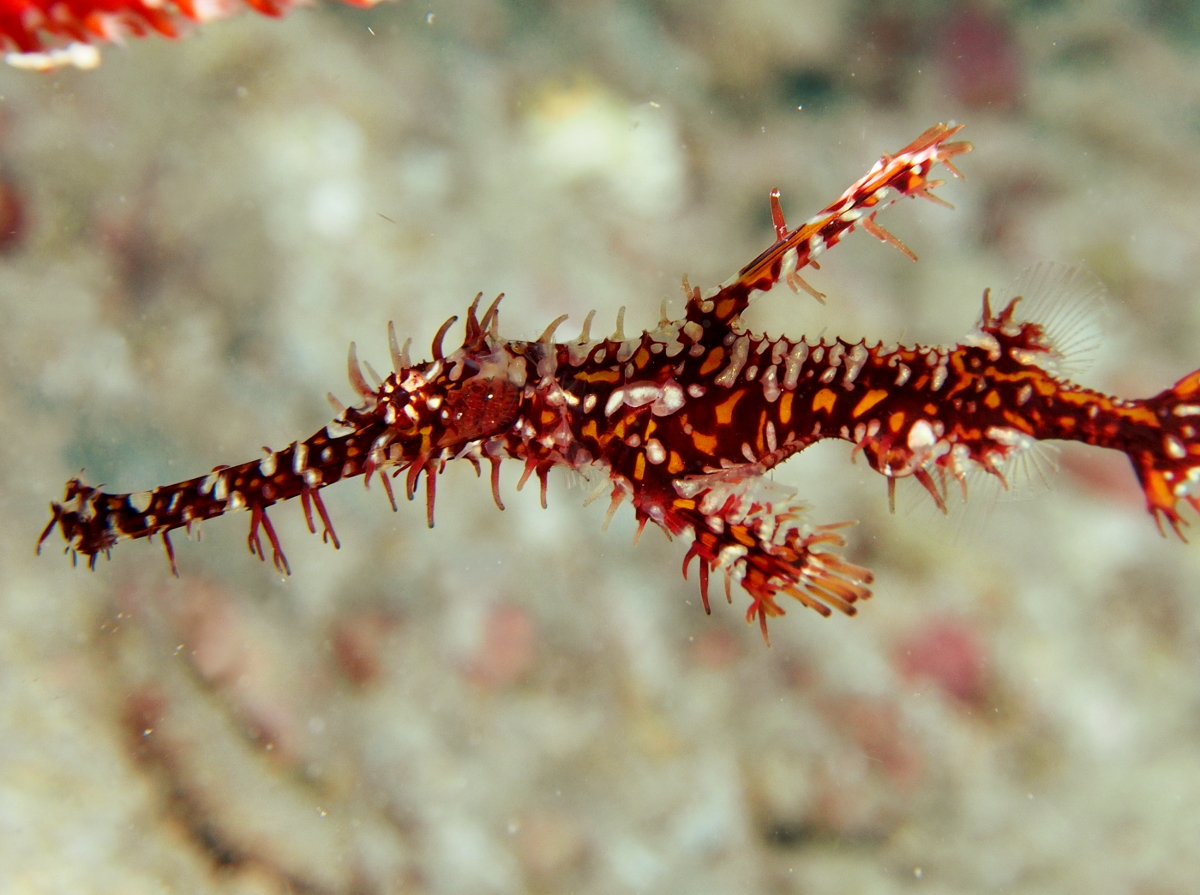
[41,124,1200,641]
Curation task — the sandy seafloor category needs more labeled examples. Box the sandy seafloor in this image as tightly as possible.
[4,1,1200,892]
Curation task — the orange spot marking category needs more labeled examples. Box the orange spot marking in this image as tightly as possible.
[634,346,650,369]
[1059,390,1099,407]
[692,431,718,454]
[540,410,556,426]
[984,390,1001,409]
[852,389,888,418]
[577,369,621,384]
[924,403,938,416]
[813,389,837,414]
[668,451,685,474]
[889,411,906,432]
[1120,405,1157,426]
[582,420,599,441]
[716,297,737,319]
[715,391,745,425]
[779,391,794,426]
[645,419,657,438]
[674,497,696,511]
[731,525,756,548]
[699,347,725,376]
[634,453,646,481]
[1174,370,1200,399]
[1144,467,1174,512]
[1001,411,1034,433]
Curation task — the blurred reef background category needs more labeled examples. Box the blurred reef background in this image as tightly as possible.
[4,1,1200,892]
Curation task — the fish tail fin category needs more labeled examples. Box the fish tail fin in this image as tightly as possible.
[1130,369,1200,538]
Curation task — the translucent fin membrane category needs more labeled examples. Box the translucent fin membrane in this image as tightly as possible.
[1000,262,1109,377]
[896,437,1060,541]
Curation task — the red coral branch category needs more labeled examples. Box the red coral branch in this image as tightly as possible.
[0,0,387,68]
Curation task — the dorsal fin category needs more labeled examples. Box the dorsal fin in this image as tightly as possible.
[994,262,1109,376]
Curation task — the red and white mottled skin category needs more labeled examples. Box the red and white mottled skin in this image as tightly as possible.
[41,124,1200,641]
